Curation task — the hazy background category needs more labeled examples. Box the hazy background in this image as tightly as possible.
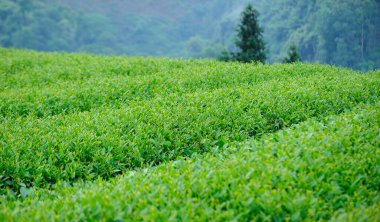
[1,0,379,70]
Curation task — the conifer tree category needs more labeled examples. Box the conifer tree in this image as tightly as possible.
[234,4,266,63]
[283,45,302,63]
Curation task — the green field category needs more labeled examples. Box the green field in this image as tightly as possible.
[1,48,379,221]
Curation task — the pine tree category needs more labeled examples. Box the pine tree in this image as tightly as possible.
[234,4,266,63]
[283,45,302,63]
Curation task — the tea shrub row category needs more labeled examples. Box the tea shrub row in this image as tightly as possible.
[1,103,379,221]
[0,49,364,119]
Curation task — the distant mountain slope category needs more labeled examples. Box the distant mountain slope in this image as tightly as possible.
[58,0,204,19]
[54,0,250,57]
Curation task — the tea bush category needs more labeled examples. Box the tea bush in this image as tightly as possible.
[0,49,379,221]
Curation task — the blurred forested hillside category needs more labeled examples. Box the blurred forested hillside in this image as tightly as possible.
[0,0,379,70]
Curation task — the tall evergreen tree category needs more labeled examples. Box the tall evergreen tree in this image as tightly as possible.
[283,45,302,63]
[234,4,266,63]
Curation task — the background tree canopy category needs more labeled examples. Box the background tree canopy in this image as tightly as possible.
[0,0,379,70]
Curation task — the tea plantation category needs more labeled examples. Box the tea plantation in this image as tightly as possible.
[1,48,379,221]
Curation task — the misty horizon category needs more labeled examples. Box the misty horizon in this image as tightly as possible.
[0,0,379,70]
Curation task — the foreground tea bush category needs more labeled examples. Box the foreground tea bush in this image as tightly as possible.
[1,103,379,221]
[1,49,380,193]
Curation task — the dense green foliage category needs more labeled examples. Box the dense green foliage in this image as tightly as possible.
[0,49,379,220]
[0,0,379,70]
[1,102,379,221]
[1,48,380,194]
[233,4,266,63]
[263,0,380,71]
